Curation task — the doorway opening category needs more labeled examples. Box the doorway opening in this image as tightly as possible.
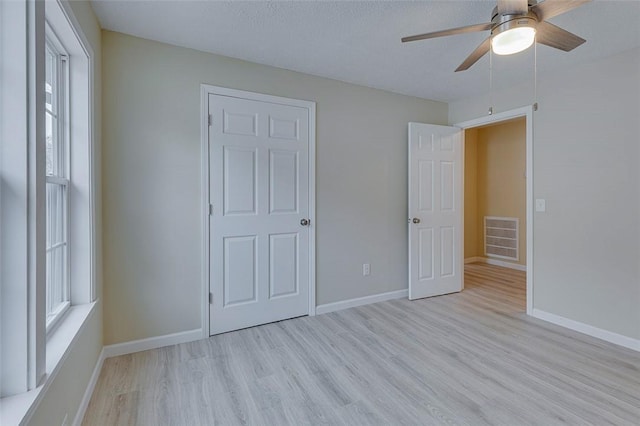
[456,106,533,314]
[464,118,527,312]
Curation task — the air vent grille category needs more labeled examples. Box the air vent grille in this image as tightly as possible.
[484,216,518,261]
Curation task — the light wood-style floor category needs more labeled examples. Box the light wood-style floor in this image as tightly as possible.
[83,263,640,425]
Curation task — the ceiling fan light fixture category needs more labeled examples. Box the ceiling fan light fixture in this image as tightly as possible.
[491,25,536,55]
[402,0,589,72]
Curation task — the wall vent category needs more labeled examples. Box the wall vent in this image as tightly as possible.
[484,216,518,261]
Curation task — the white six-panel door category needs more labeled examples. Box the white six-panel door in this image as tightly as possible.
[408,123,463,300]
[209,93,311,335]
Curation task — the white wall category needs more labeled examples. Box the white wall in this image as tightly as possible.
[27,1,103,425]
[450,48,640,341]
[101,31,448,345]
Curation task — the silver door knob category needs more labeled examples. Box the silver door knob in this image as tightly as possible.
[300,218,310,226]
[412,218,421,224]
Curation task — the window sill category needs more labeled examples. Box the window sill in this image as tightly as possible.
[46,300,71,335]
[0,301,98,426]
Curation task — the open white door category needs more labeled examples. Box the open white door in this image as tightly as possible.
[408,123,463,300]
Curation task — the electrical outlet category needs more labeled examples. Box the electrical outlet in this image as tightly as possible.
[362,263,370,276]
[535,198,546,212]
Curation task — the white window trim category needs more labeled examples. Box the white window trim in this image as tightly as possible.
[43,0,97,339]
[45,0,96,307]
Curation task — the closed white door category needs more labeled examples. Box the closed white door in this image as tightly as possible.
[209,94,310,335]
[408,123,463,300]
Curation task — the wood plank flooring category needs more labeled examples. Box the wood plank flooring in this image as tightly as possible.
[83,263,640,425]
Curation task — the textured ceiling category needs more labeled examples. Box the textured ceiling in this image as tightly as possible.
[91,0,640,102]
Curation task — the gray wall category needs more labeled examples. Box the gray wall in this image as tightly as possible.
[450,48,640,341]
[102,31,448,345]
[27,1,103,425]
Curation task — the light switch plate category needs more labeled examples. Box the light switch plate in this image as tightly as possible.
[535,199,546,212]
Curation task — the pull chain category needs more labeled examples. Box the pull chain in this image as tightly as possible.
[533,39,538,111]
[489,45,493,115]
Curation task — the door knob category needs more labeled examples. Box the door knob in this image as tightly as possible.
[300,218,310,226]
[412,218,421,224]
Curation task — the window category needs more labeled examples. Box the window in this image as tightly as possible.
[45,34,71,329]
[1,0,95,412]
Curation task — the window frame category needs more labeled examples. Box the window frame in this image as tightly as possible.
[44,27,72,332]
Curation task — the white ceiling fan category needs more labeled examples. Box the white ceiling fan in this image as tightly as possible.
[402,0,590,71]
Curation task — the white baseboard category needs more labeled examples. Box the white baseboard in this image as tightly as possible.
[316,289,408,315]
[72,329,203,425]
[531,309,640,352]
[72,348,105,426]
[484,258,526,271]
[102,328,203,358]
[464,256,526,272]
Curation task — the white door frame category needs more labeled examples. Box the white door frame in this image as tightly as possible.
[200,84,317,338]
[455,105,534,315]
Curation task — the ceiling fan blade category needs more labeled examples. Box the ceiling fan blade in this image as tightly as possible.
[402,22,492,43]
[497,0,528,15]
[536,21,586,51]
[531,0,591,22]
[455,37,491,72]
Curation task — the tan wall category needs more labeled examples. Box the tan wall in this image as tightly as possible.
[465,119,526,266]
[101,31,448,345]
[476,119,527,265]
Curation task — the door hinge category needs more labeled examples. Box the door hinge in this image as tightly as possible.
[209,204,213,215]
[208,114,212,126]
[209,292,213,304]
